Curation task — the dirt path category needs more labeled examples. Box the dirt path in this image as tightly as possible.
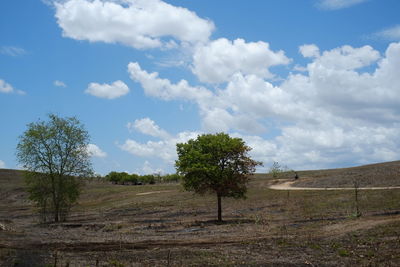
[136,190,174,196]
[269,180,400,191]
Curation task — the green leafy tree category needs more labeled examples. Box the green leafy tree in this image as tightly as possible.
[176,133,262,222]
[16,114,93,222]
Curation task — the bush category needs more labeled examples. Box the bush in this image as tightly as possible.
[269,162,293,178]
[105,172,137,184]
[141,174,156,184]
[105,171,182,185]
[162,173,182,183]
[269,162,282,178]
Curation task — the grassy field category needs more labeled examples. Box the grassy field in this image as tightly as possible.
[1,162,400,266]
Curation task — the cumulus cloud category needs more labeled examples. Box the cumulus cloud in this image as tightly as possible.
[129,42,400,170]
[250,43,400,168]
[372,25,400,41]
[85,80,129,99]
[128,62,266,134]
[0,79,25,95]
[54,0,214,49]
[129,43,400,127]
[123,130,200,163]
[127,118,170,140]
[54,80,67,87]
[128,62,212,101]
[120,119,200,163]
[142,160,163,175]
[316,0,367,10]
[0,79,14,93]
[0,160,6,168]
[313,45,380,70]
[87,143,107,158]
[191,38,290,84]
[299,44,320,58]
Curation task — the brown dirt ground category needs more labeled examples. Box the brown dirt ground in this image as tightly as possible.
[1,163,400,266]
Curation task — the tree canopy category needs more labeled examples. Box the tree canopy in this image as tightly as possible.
[16,114,93,222]
[175,132,261,221]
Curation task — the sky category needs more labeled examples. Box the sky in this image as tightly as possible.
[1,0,400,175]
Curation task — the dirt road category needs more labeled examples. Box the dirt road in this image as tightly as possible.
[269,179,400,191]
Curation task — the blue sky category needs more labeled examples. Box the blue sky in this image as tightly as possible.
[1,0,400,175]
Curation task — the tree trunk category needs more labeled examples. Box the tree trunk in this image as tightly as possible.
[217,193,222,222]
[54,204,59,222]
[51,175,59,222]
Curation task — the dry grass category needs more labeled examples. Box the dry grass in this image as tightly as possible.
[1,162,400,266]
[293,160,400,188]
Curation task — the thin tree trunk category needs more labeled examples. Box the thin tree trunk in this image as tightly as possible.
[51,175,59,222]
[54,203,59,222]
[217,193,222,222]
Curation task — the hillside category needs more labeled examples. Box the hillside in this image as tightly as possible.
[1,162,400,266]
[293,160,400,188]
[0,169,28,208]
[2,160,400,188]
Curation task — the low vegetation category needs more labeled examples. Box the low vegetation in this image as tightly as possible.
[105,171,182,185]
[1,161,400,266]
[293,161,400,188]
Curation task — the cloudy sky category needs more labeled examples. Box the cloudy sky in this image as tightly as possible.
[1,0,400,174]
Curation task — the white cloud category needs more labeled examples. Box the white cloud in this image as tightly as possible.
[372,25,400,41]
[191,38,290,84]
[120,119,200,164]
[310,45,380,70]
[127,118,170,140]
[0,79,25,95]
[317,0,367,10]
[129,43,400,129]
[299,44,320,58]
[142,160,163,175]
[0,160,6,168]
[0,46,26,56]
[54,0,214,49]
[54,80,67,87]
[129,42,400,170]
[0,79,14,93]
[293,65,307,72]
[120,132,198,164]
[85,80,129,99]
[128,62,212,101]
[87,143,107,158]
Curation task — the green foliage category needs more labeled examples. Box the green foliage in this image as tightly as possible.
[108,259,125,267]
[16,114,93,222]
[175,132,262,221]
[269,162,293,178]
[105,171,181,185]
[105,172,135,184]
[161,173,182,183]
[269,162,282,178]
[337,248,350,257]
[141,174,156,184]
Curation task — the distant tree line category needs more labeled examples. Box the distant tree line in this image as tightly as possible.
[105,171,182,185]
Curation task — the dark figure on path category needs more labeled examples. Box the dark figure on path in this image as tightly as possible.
[294,172,299,180]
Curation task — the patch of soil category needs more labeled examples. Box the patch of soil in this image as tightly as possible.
[136,190,174,196]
